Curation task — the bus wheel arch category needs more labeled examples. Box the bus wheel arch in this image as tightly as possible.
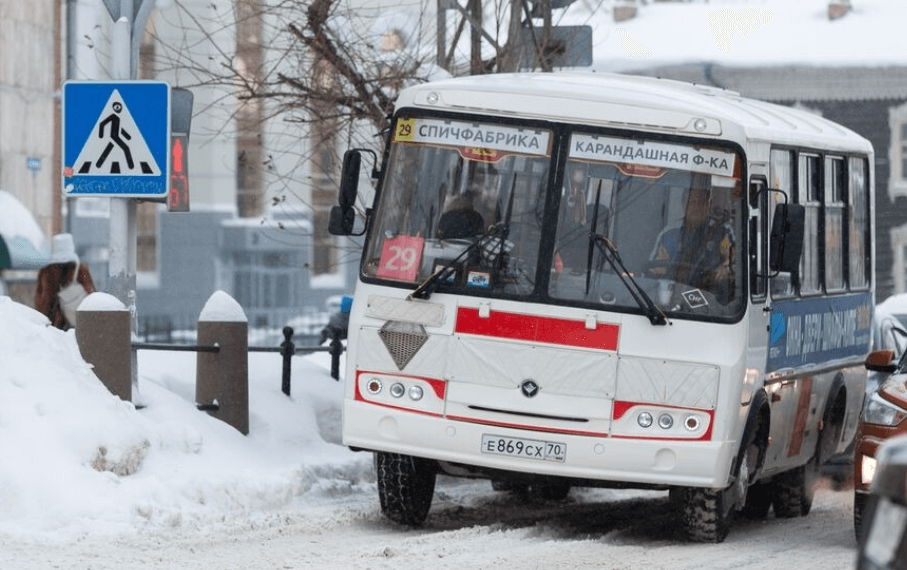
[738,390,771,487]
[818,377,847,466]
[680,391,770,542]
[735,391,771,517]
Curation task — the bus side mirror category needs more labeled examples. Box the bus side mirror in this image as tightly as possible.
[769,203,805,274]
[329,205,357,235]
[329,150,363,236]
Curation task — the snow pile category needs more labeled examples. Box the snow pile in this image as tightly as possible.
[0,295,369,540]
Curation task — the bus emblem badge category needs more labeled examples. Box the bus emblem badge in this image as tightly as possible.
[520,380,540,398]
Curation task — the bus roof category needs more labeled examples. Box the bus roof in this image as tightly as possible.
[394,72,873,154]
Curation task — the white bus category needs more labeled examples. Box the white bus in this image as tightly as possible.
[329,72,874,542]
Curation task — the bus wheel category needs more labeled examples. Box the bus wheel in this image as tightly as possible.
[772,460,817,518]
[678,486,732,543]
[375,452,437,526]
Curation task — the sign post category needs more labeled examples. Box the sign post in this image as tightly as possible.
[61,0,158,400]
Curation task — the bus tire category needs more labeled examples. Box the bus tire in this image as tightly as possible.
[679,486,732,543]
[818,382,847,466]
[771,461,817,518]
[376,452,437,526]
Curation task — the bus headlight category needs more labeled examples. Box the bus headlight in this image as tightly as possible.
[366,378,383,394]
[356,373,447,416]
[638,412,653,428]
[658,413,674,429]
[684,415,700,431]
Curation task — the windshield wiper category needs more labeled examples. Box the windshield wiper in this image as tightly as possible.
[591,234,669,326]
[408,228,500,300]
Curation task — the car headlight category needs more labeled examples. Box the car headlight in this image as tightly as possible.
[861,454,878,486]
[863,394,907,426]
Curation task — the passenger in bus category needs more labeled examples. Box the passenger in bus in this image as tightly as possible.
[650,185,736,304]
[438,190,486,239]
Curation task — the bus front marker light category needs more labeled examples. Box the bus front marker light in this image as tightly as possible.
[409,386,424,401]
[366,378,383,394]
[694,118,708,132]
[658,414,674,429]
[638,412,653,428]
[390,383,405,398]
[427,91,440,104]
[684,415,700,431]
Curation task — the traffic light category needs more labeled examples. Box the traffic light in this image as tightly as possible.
[168,134,189,212]
[168,88,193,212]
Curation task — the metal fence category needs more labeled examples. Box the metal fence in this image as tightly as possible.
[132,326,345,397]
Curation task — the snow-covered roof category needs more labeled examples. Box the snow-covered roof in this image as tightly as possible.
[581,0,907,72]
[397,71,872,151]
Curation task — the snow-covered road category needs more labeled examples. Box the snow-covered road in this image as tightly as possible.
[2,476,858,569]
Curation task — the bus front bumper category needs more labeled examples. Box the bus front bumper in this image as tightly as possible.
[343,399,736,489]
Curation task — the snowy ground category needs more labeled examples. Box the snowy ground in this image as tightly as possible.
[0,294,862,568]
[1,481,860,569]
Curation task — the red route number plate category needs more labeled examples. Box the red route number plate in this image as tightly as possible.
[481,434,566,462]
[376,235,424,282]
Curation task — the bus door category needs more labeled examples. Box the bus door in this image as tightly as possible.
[747,173,771,388]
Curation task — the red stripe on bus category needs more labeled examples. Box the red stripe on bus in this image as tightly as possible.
[454,307,619,351]
[788,377,813,457]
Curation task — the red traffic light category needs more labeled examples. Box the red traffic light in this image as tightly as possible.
[169,135,189,212]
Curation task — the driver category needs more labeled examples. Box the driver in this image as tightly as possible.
[650,185,736,304]
[438,190,485,239]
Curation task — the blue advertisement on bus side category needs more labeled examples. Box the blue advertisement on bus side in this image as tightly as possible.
[768,292,873,372]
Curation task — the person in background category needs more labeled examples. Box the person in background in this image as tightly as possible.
[319,295,352,345]
[35,233,96,330]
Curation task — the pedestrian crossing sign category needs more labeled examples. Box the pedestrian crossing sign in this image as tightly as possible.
[62,81,170,197]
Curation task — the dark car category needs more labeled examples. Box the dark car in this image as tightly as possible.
[856,434,907,569]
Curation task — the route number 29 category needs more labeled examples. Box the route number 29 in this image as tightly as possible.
[376,236,424,282]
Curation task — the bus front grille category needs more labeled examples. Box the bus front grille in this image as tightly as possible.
[378,320,428,370]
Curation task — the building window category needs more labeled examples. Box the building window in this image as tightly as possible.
[891,225,907,295]
[889,102,907,200]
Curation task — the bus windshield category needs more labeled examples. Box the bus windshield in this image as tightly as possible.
[363,115,745,320]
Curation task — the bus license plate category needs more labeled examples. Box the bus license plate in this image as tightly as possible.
[481,434,566,462]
